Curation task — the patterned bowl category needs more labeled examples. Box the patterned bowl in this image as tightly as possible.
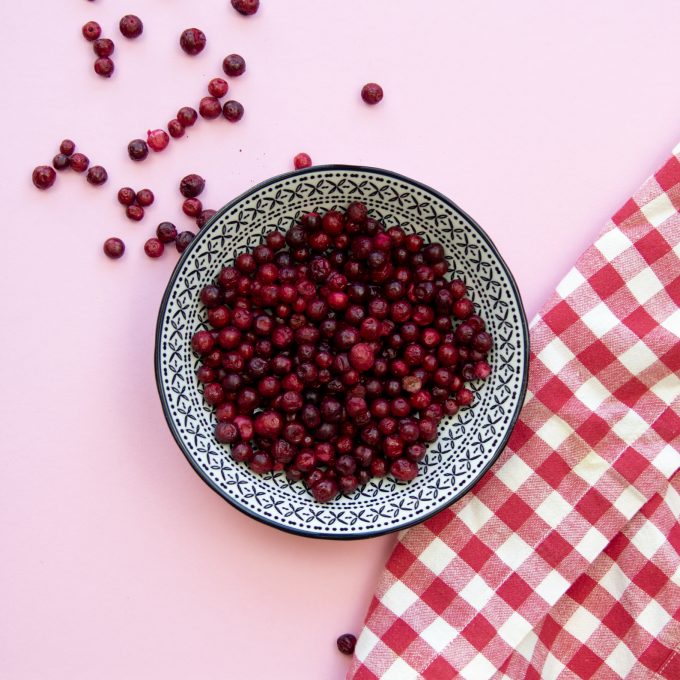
[155,166,529,539]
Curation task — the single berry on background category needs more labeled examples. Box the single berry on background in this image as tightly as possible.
[199,96,222,119]
[126,205,144,221]
[208,78,229,98]
[128,139,149,161]
[60,139,75,156]
[361,82,383,105]
[179,28,206,55]
[147,129,170,152]
[222,100,244,122]
[52,154,70,171]
[82,21,101,41]
[93,38,114,57]
[156,222,178,243]
[117,187,136,206]
[222,54,246,77]
[119,15,143,39]
[103,237,125,259]
[144,238,164,258]
[175,231,195,253]
[167,119,184,138]
[179,173,205,198]
[86,165,108,185]
[183,198,202,217]
[293,153,312,170]
[337,634,357,655]
[94,57,114,78]
[69,153,89,172]
[177,107,198,127]
[231,0,260,15]
[32,166,56,190]
[136,188,154,207]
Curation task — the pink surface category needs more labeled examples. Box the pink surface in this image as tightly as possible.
[1,2,679,679]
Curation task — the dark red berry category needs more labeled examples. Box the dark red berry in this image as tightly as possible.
[94,57,114,78]
[69,153,89,172]
[82,21,101,41]
[294,153,312,170]
[93,38,114,57]
[86,165,107,185]
[197,210,216,228]
[128,139,149,161]
[222,53,246,77]
[167,119,185,138]
[156,222,177,243]
[311,478,338,503]
[361,82,383,105]
[179,28,206,55]
[136,188,154,207]
[144,238,164,258]
[52,154,70,171]
[183,198,202,217]
[177,107,198,127]
[180,173,205,198]
[208,78,229,98]
[146,129,169,152]
[126,205,144,221]
[119,15,143,39]
[59,139,75,156]
[231,0,260,15]
[222,100,244,122]
[117,187,136,205]
[175,231,195,253]
[32,165,56,190]
[103,237,125,259]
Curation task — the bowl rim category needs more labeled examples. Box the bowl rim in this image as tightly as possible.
[155,164,530,540]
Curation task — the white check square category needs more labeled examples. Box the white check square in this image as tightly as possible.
[420,617,458,653]
[542,651,566,679]
[574,376,610,411]
[497,611,531,648]
[613,484,645,521]
[556,267,586,299]
[651,373,680,405]
[573,450,608,485]
[652,445,680,478]
[534,569,570,606]
[626,268,664,305]
[605,641,637,677]
[535,491,572,529]
[459,574,494,610]
[418,537,457,576]
[381,580,419,617]
[494,457,533,493]
[612,410,648,446]
[457,497,494,533]
[460,653,497,680]
[496,534,533,571]
[630,520,667,559]
[618,340,658,375]
[595,228,633,260]
[564,606,600,644]
[637,599,670,637]
[536,415,574,450]
[641,192,676,227]
[537,337,575,373]
[661,309,680,337]
[383,658,419,680]
[575,525,609,562]
[599,563,631,600]
[354,628,380,663]
[581,302,620,338]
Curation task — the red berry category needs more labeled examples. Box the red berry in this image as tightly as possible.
[180,174,205,197]
[82,21,101,41]
[136,188,154,207]
[32,166,56,190]
[222,53,246,77]
[177,107,198,127]
[117,187,136,205]
[126,205,144,221]
[144,238,164,258]
[147,129,169,152]
[119,15,143,39]
[231,0,260,15]
[208,78,229,98]
[176,231,195,253]
[222,100,244,122]
[294,153,312,170]
[361,82,383,105]
[156,222,177,243]
[93,38,114,57]
[179,28,206,55]
[311,478,338,503]
[86,165,108,185]
[103,237,125,259]
[391,458,418,481]
[69,153,89,172]
[59,139,75,156]
[52,154,70,171]
[94,57,114,78]
[183,198,203,217]
[199,96,222,119]
[168,119,185,138]
[128,139,149,161]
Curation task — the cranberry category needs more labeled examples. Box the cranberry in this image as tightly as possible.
[177,107,198,127]
[199,96,222,119]
[391,458,418,481]
[59,139,75,156]
[197,209,217,228]
[180,173,205,198]
[215,422,239,444]
[126,205,144,221]
[128,139,149,161]
[474,360,491,380]
[472,331,492,353]
[144,238,164,258]
[132,189,152,208]
[406,443,427,463]
[147,129,169,152]
[176,231,195,253]
[311,479,338,503]
[119,14,143,39]
[222,100,244,122]
[82,21,101,41]
[93,38,114,57]
[453,298,474,319]
[223,53,246,77]
[203,383,225,405]
[361,82,383,105]
[208,77,229,98]
[86,165,107,185]
[117,187,135,205]
[348,343,375,372]
[254,411,283,438]
[32,166,56,190]
[94,57,114,78]
[250,452,272,475]
[69,153,89,172]
[371,458,387,477]
[231,442,253,463]
[183,198,203,217]
[294,153,312,170]
[231,0,260,15]
[103,237,125,259]
[180,28,206,55]
[168,119,185,138]
[456,388,474,407]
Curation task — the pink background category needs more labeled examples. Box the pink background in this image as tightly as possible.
[2,1,679,678]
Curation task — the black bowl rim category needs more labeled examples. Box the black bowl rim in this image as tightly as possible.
[155,164,530,540]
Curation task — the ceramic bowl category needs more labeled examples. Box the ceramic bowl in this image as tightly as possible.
[155,165,529,539]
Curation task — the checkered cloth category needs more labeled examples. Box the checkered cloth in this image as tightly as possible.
[348,146,680,680]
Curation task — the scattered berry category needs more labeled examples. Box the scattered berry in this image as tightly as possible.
[94,57,114,78]
[117,187,136,205]
[183,198,202,217]
[208,77,229,98]
[52,154,70,171]
[199,96,222,119]
[69,153,89,172]
[222,54,246,77]
[32,166,56,190]
[147,129,170,152]
[177,106,198,127]
[168,119,184,138]
[82,21,101,41]
[103,237,125,259]
[175,230,195,253]
[337,634,357,655]
[156,222,178,243]
[179,28,206,55]
[179,173,205,198]
[231,0,260,16]
[136,188,154,207]
[361,82,383,105]
[119,15,143,39]
[222,99,244,122]
[128,139,149,161]
[93,38,115,57]
[59,139,75,156]
[294,153,312,170]
[197,209,216,228]
[126,205,144,221]
[86,165,108,185]
[144,238,164,258]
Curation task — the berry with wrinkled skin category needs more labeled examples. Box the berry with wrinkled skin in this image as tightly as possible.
[94,57,114,78]
[86,165,107,185]
[294,153,312,170]
[93,38,114,57]
[119,15,143,39]
[337,634,357,655]
[136,188,154,207]
[222,100,244,122]
[147,129,169,152]
[156,222,177,243]
[144,238,164,258]
[222,53,246,77]
[180,174,205,198]
[103,237,125,259]
[208,78,229,98]
[32,166,56,189]
[179,28,206,55]
[52,154,70,171]
[361,82,383,105]
[117,187,136,205]
[82,21,101,41]
[125,205,144,221]
[69,153,89,172]
[231,0,259,16]
[128,139,149,161]
[168,119,184,138]
[175,231,195,253]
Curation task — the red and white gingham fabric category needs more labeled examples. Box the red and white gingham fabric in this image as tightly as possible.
[348,146,680,680]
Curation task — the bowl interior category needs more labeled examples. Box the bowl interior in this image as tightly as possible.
[155,166,529,538]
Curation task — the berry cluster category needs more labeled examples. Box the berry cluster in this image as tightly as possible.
[32,139,107,190]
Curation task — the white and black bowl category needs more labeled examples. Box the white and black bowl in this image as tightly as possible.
[155,166,529,539]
